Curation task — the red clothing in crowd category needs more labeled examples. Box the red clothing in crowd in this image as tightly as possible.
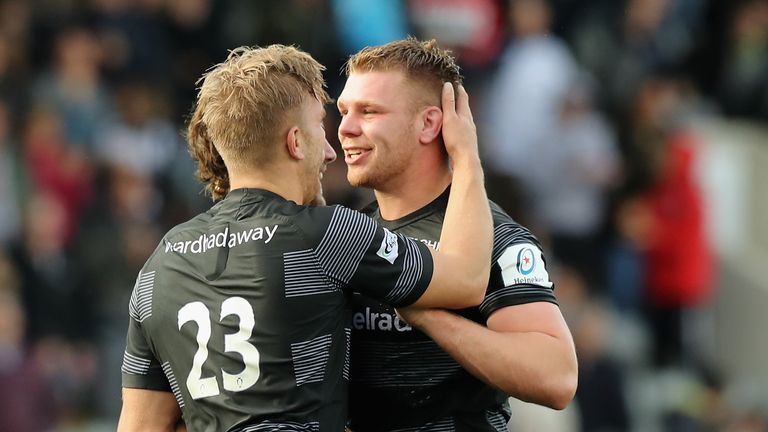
[643,132,714,307]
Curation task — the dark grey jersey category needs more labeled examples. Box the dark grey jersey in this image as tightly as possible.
[121,188,434,432]
[349,189,557,432]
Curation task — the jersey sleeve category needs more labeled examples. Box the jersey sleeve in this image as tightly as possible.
[479,222,558,319]
[121,272,171,392]
[314,206,433,307]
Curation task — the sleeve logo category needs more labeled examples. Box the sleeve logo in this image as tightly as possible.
[498,243,553,288]
[376,228,399,264]
[517,247,536,275]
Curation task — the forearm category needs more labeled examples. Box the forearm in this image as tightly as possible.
[409,309,577,409]
[441,156,491,258]
[437,157,492,299]
[429,82,492,306]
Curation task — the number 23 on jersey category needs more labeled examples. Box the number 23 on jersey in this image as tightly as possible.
[178,296,261,399]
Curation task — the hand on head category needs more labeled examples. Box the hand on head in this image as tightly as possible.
[440,83,478,163]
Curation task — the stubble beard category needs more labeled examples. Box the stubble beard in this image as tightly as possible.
[304,148,325,204]
[346,152,410,191]
[346,167,373,189]
[346,127,415,190]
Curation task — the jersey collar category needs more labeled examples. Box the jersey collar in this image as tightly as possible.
[365,186,451,230]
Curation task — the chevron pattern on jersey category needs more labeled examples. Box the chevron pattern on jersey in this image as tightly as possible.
[161,361,184,408]
[343,327,351,380]
[492,223,534,262]
[121,351,151,375]
[384,239,425,304]
[353,340,460,386]
[316,207,375,288]
[238,421,320,432]
[283,249,333,297]
[128,270,155,322]
[486,410,509,431]
[390,417,455,431]
[291,334,332,386]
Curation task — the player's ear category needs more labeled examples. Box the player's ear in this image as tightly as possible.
[418,106,443,145]
[285,126,305,160]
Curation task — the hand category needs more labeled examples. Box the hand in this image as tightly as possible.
[440,83,478,164]
[395,306,443,330]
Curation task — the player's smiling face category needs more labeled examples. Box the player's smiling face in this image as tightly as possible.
[337,70,421,190]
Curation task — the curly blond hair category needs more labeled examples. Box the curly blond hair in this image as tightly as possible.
[187,45,330,200]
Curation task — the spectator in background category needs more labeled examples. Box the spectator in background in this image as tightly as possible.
[93,79,180,177]
[626,73,715,369]
[0,100,27,247]
[717,0,768,119]
[31,23,112,153]
[0,252,56,432]
[221,0,347,93]
[21,107,93,244]
[568,0,707,115]
[5,190,101,428]
[0,28,32,126]
[10,191,89,343]
[481,0,577,225]
[93,0,172,82]
[331,0,409,55]
[0,0,32,75]
[163,0,220,121]
[408,0,506,71]
[529,75,620,285]
[555,266,630,432]
[606,195,649,313]
[74,164,165,419]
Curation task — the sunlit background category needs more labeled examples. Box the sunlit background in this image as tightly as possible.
[0,0,767,430]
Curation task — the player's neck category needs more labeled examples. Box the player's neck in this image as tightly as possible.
[374,164,451,221]
[229,165,305,205]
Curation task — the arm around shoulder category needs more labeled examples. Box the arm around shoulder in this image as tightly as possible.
[399,302,578,409]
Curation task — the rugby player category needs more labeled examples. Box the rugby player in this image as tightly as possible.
[117,44,492,432]
[339,38,578,431]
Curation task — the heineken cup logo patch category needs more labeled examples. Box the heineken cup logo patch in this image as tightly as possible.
[377,229,399,264]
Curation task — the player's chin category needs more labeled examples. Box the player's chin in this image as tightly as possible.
[345,169,370,188]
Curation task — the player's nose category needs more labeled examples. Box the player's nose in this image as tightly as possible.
[338,112,361,139]
[324,141,337,163]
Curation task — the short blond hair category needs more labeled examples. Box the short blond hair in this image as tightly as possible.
[345,37,462,105]
[187,45,330,200]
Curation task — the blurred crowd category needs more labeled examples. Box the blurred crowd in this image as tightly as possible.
[0,0,767,431]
